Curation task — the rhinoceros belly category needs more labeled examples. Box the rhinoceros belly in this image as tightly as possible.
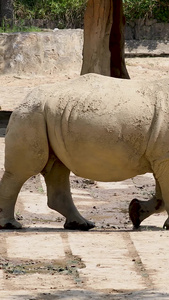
[44,74,156,182]
[48,103,152,182]
[64,141,151,182]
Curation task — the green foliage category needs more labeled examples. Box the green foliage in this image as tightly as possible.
[123,0,169,23]
[1,0,168,33]
[14,0,87,28]
[0,18,41,33]
[0,23,41,33]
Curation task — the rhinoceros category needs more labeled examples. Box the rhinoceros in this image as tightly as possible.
[0,73,169,230]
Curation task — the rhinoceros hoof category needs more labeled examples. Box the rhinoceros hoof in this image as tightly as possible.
[129,198,141,228]
[0,219,22,230]
[64,220,95,231]
[163,218,169,230]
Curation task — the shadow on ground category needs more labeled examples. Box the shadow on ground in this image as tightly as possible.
[2,224,164,233]
[11,289,169,300]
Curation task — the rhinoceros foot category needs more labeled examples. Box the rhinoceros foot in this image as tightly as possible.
[0,219,22,230]
[129,198,142,228]
[64,219,95,231]
[163,218,169,230]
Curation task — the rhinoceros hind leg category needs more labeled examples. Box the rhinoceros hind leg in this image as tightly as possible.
[43,155,95,231]
[0,110,49,229]
[0,172,26,230]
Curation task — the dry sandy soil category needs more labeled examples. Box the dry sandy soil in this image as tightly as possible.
[0,57,169,299]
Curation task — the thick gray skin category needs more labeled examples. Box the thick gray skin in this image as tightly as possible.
[0,73,169,230]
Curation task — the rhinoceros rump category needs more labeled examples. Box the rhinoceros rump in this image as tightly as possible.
[0,73,169,230]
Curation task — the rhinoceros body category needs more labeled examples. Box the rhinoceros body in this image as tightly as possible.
[0,73,169,230]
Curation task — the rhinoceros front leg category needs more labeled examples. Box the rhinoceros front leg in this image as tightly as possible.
[155,162,169,230]
[129,178,165,228]
[42,155,95,231]
[0,172,24,229]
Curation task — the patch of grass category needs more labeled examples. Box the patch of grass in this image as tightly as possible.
[1,256,85,276]
[0,24,41,33]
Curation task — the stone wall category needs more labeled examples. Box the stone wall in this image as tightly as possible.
[0,29,83,75]
[125,20,169,40]
[0,21,169,75]
[125,20,169,57]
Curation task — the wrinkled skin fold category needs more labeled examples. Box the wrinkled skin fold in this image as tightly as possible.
[0,73,169,230]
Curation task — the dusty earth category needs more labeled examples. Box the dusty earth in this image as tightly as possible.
[0,57,169,299]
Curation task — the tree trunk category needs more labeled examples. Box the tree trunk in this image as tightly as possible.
[110,0,130,78]
[81,0,113,76]
[81,0,130,79]
[0,0,14,27]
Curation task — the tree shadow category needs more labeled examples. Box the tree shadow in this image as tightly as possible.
[125,39,169,57]
[14,289,169,300]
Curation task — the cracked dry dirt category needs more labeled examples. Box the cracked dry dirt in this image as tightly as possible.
[0,57,169,299]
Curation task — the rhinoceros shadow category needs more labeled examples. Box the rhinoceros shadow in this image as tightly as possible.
[3,225,163,233]
[15,289,169,299]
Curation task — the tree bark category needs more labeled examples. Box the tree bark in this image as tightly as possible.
[81,0,130,79]
[0,0,14,27]
[110,0,130,78]
[81,0,113,76]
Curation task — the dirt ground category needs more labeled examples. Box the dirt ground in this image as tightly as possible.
[0,57,169,299]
